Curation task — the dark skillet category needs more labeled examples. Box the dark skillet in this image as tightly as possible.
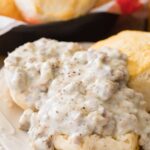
[0,12,118,54]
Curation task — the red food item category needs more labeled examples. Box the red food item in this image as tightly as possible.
[116,0,142,14]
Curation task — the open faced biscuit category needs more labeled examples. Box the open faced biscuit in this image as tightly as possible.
[15,0,98,23]
[92,30,150,111]
[4,37,150,150]
[17,44,150,150]
[4,38,83,110]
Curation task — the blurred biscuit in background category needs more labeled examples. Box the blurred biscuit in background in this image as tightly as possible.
[15,0,99,24]
[0,0,23,20]
[0,0,113,24]
[94,0,112,8]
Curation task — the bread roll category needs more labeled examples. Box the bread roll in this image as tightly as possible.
[94,0,112,8]
[15,0,98,24]
[91,30,150,111]
[0,0,23,20]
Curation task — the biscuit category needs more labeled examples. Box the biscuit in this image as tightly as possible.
[53,133,139,150]
[0,0,23,20]
[92,30,150,111]
[94,0,112,8]
[15,0,98,23]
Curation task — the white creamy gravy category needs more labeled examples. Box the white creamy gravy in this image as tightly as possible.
[4,39,83,109]
[4,39,150,150]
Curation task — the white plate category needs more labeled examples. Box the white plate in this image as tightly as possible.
[0,69,31,150]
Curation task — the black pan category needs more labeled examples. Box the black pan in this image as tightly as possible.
[0,12,118,54]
